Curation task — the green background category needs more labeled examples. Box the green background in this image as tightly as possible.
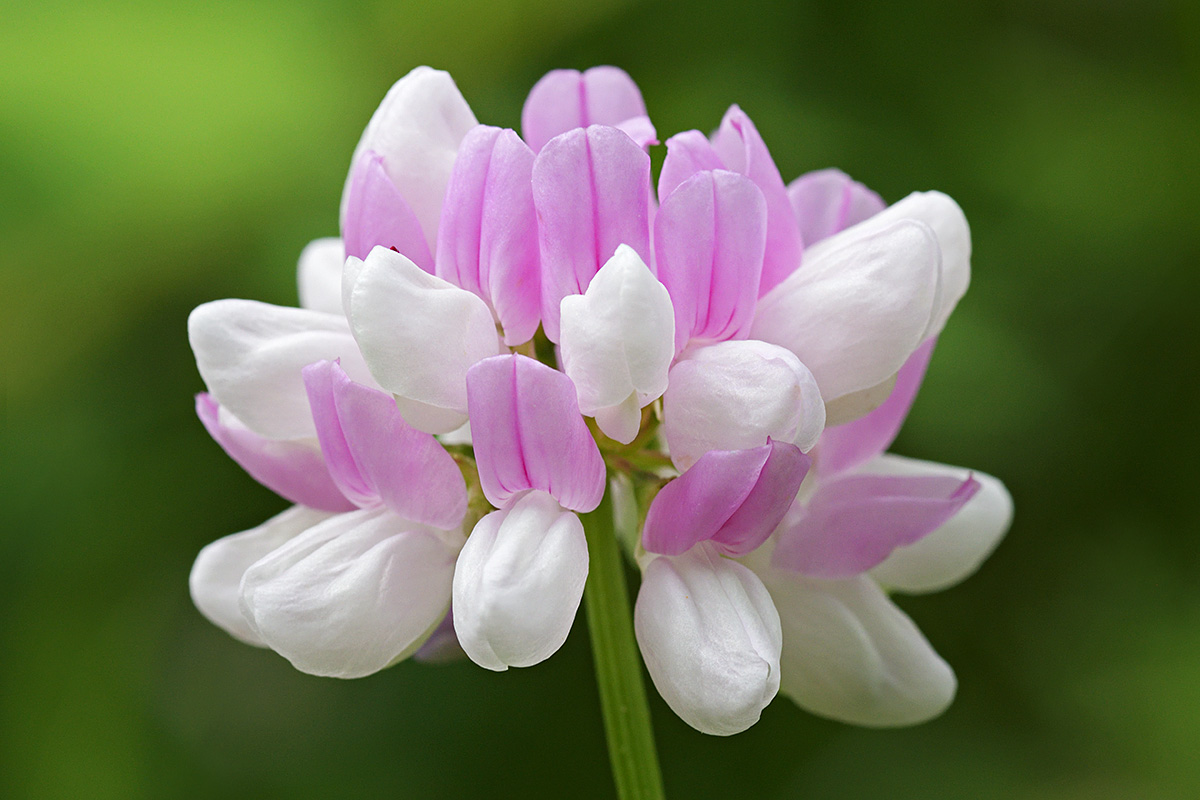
[3,0,1198,797]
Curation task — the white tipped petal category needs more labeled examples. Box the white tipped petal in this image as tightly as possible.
[452,491,589,671]
[296,237,346,315]
[635,545,782,736]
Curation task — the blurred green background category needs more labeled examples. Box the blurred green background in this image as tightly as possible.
[3,0,1198,797]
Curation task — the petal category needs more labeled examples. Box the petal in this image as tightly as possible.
[751,220,941,403]
[634,544,781,736]
[340,66,478,250]
[771,468,980,579]
[240,506,462,678]
[347,246,502,433]
[559,245,675,443]
[188,299,377,440]
[787,168,885,246]
[465,354,606,513]
[655,170,767,352]
[302,360,467,528]
[862,455,1013,594]
[521,66,650,152]
[662,339,825,470]
[196,394,354,512]
[642,441,810,557]
[412,610,466,664]
[452,490,588,670]
[296,237,346,315]
[532,125,652,341]
[190,505,335,646]
[435,126,540,345]
[761,571,956,727]
[657,129,725,202]
[817,338,936,476]
[710,106,802,294]
[342,151,434,269]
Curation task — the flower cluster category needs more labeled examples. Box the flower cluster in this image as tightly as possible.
[188,66,1012,735]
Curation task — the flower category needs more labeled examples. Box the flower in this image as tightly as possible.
[187,64,1010,738]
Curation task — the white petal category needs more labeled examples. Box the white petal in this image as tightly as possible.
[296,237,346,315]
[190,506,334,646]
[340,66,479,249]
[861,454,1013,593]
[559,244,674,443]
[661,339,825,471]
[347,247,503,433]
[239,506,463,678]
[452,490,589,671]
[634,544,782,736]
[762,570,956,727]
[188,299,378,439]
[593,392,642,444]
[752,220,940,403]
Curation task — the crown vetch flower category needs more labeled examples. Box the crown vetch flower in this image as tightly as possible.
[186,64,1010,742]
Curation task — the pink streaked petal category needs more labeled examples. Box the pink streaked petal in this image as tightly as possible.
[710,106,802,294]
[657,130,725,203]
[643,441,810,557]
[615,115,658,149]
[787,168,886,246]
[342,151,434,270]
[533,125,652,341]
[771,471,981,579]
[435,126,540,346]
[196,394,354,513]
[817,339,936,477]
[655,170,767,352]
[465,355,605,513]
[521,66,649,152]
[303,361,467,529]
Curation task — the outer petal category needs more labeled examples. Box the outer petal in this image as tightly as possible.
[533,125,651,341]
[435,126,540,345]
[196,394,354,513]
[347,246,502,433]
[188,299,377,440]
[634,544,782,736]
[240,506,462,678]
[521,66,650,152]
[642,441,810,557]
[662,339,825,470]
[340,66,478,249]
[751,220,941,403]
[761,570,956,727]
[657,130,725,202]
[296,237,346,315]
[452,490,588,670]
[771,470,980,579]
[710,106,803,294]
[787,168,885,246]
[863,455,1013,594]
[559,245,674,443]
[655,170,767,352]
[342,151,434,269]
[302,361,467,528]
[190,505,335,646]
[465,354,605,512]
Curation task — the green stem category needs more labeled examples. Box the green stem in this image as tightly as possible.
[582,489,666,800]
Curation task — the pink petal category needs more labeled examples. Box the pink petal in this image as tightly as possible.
[342,151,434,270]
[710,106,803,294]
[465,355,605,512]
[436,126,540,345]
[787,168,885,246]
[817,339,936,477]
[771,470,980,579]
[532,126,652,341]
[196,394,354,513]
[302,360,467,529]
[657,130,725,202]
[642,440,810,557]
[521,66,650,152]
[655,170,767,352]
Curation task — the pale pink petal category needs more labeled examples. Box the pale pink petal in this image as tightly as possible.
[465,354,605,513]
[296,238,346,315]
[657,130,725,202]
[787,168,885,246]
[342,151,434,269]
[615,115,658,149]
[413,609,465,664]
[521,66,649,152]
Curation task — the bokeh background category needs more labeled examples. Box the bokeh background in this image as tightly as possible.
[3,0,1198,797]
